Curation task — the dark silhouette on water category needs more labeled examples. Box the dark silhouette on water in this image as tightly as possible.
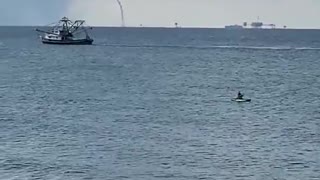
[237,91,244,99]
[232,91,251,102]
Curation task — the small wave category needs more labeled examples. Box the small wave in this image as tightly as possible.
[294,47,320,50]
[218,46,320,50]
[95,44,320,51]
[0,42,6,50]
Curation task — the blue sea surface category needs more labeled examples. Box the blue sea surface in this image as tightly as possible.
[0,27,319,180]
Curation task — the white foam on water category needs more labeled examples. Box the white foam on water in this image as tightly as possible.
[98,43,320,51]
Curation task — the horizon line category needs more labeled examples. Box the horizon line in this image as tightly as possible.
[1,25,320,30]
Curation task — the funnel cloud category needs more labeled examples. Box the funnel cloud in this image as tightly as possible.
[116,0,125,27]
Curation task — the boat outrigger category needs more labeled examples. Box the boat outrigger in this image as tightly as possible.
[36,17,93,45]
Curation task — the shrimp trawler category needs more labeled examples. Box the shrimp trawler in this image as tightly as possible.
[36,17,93,45]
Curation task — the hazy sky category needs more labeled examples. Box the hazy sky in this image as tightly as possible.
[0,0,320,28]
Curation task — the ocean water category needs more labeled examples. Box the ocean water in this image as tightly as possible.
[0,27,319,180]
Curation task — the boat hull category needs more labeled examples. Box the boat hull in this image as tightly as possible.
[41,38,93,45]
[232,98,251,102]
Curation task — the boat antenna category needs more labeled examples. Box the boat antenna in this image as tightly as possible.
[116,0,125,27]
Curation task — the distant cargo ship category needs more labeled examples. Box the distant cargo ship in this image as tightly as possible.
[225,25,244,29]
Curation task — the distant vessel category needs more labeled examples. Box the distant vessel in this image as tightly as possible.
[225,25,243,29]
[250,22,276,29]
[36,17,93,45]
[248,17,276,29]
[232,91,251,102]
[251,22,263,28]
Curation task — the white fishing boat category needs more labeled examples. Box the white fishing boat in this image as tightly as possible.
[36,17,93,45]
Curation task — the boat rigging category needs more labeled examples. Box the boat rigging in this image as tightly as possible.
[36,17,94,45]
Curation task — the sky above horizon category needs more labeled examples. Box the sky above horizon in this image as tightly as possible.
[0,0,320,28]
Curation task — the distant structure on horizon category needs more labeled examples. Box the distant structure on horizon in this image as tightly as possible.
[225,24,243,29]
[225,17,287,29]
[246,17,276,29]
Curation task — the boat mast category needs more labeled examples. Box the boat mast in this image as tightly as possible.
[60,17,72,36]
